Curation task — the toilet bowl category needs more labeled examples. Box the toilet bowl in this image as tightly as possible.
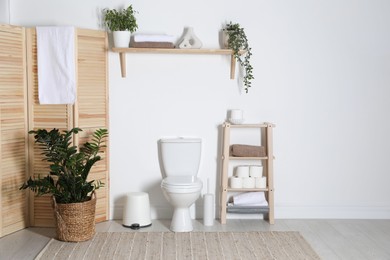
[161,176,202,232]
[159,138,203,232]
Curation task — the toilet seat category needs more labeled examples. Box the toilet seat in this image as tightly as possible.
[161,176,202,193]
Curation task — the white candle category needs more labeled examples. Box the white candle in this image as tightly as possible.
[229,109,244,124]
[230,109,243,120]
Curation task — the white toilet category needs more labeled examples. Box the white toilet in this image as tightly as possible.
[159,137,203,232]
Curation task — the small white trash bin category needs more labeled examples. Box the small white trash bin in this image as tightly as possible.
[123,192,152,229]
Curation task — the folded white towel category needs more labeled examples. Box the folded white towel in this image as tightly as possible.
[134,34,176,43]
[36,26,76,104]
[233,192,268,206]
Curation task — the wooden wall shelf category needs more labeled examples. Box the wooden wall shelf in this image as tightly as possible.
[112,47,245,78]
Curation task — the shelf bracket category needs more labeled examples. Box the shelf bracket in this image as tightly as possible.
[230,54,236,79]
[119,53,126,77]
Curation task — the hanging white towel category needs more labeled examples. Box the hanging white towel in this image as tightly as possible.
[36,26,76,104]
[232,192,268,206]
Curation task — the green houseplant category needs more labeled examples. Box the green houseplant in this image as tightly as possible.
[103,5,138,48]
[223,22,254,93]
[20,127,108,242]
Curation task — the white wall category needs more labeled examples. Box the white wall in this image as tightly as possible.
[0,0,9,23]
[10,0,390,219]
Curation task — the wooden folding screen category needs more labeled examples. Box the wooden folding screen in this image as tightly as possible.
[0,25,109,235]
[0,24,29,237]
[25,28,109,227]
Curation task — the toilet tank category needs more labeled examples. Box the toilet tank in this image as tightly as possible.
[160,137,201,177]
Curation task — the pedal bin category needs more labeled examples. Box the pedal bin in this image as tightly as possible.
[122,192,152,229]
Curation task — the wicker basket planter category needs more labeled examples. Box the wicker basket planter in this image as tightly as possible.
[52,192,96,242]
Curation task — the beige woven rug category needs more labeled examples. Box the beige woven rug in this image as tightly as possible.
[35,231,320,260]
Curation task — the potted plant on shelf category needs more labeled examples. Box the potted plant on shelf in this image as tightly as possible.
[20,128,108,242]
[103,5,138,48]
[223,22,254,93]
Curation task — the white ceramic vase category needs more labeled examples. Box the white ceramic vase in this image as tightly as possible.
[178,27,202,49]
[113,31,131,48]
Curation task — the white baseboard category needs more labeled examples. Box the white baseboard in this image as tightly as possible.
[111,203,216,220]
[112,204,390,220]
[275,206,390,219]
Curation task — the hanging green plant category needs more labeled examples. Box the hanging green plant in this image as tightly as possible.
[223,22,254,93]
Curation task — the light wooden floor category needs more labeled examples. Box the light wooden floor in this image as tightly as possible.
[1,219,390,259]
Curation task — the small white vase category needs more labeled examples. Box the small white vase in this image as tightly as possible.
[113,31,131,48]
[178,27,202,49]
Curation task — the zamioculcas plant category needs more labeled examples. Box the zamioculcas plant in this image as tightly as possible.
[20,128,108,204]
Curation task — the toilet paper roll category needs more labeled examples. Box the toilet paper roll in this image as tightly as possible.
[250,165,263,177]
[230,177,243,189]
[203,193,214,226]
[235,166,250,178]
[242,177,255,189]
[255,177,267,189]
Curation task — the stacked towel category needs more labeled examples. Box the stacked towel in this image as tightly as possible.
[36,26,76,104]
[232,192,268,207]
[230,144,266,157]
[132,42,175,48]
[132,34,176,48]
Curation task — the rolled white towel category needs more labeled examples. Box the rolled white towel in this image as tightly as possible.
[233,192,268,206]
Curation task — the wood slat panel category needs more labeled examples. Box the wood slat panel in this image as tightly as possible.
[26,28,72,227]
[76,28,109,223]
[0,24,29,237]
[26,28,109,226]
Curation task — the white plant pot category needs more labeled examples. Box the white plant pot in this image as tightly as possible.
[113,31,131,48]
[222,31,230,49]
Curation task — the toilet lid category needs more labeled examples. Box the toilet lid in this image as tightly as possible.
[162,176,202,189]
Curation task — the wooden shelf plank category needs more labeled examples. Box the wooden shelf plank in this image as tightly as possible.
[225,122,276,128]
[229,156,268,160]
[227,188,269,192]
[230,123,269,128]
[112,47,244,55]
[111,48,245,78]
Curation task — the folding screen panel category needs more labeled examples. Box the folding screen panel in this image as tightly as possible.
[26,28,109,227]
[0,24,29,237]
[26,28,73,227]
[76,28,109,223]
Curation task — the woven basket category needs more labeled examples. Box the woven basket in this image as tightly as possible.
[52,192,96,242]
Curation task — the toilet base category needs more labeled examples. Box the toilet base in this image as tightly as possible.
[170,207,193,232]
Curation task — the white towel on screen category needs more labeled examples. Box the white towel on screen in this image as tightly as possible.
[36,26,76,104]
